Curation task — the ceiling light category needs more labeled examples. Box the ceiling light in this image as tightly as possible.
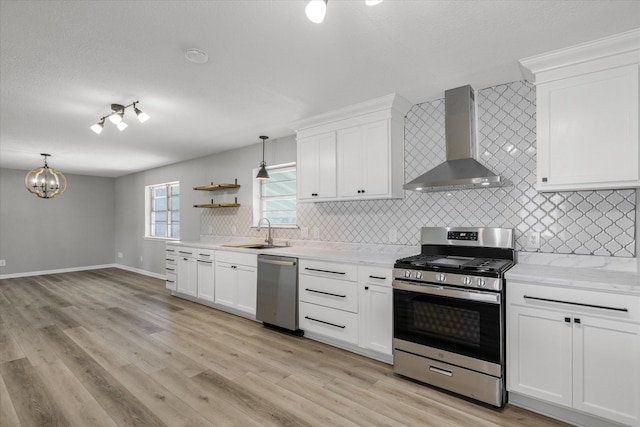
[134,102,150,123]
[306,0,327,24]
[91,101,149,134]
[24,153,67,199]
[256,136,270,180]
[365,0,383,5]
[90,118,105,134]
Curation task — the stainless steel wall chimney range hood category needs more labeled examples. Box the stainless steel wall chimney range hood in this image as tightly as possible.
[403,85,511,192]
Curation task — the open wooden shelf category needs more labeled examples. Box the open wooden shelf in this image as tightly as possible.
[193,203,241,208]
[193,183,241,191]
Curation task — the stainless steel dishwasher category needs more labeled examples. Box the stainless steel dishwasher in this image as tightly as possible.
[256,254,303,336]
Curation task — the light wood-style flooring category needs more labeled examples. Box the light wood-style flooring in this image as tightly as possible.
[0,268,569,427]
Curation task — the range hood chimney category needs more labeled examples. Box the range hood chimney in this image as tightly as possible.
[403,85,511,192]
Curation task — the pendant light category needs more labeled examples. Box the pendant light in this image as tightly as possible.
[256,136,270,180]
[24,153,67,199]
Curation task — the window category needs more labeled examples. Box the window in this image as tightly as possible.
[253,163,296,227]
[145,182,180,239]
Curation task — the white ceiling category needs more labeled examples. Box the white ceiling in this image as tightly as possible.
[1,1,638,178]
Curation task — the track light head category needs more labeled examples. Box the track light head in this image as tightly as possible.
[306,0,327,23]
[134,103,150,123]
[90,118,105,134]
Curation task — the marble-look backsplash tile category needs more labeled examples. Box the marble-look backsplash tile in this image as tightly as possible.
[201,81,636,257]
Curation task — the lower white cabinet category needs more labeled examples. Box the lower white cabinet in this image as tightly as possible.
[177,249,197,297]
[299,260,393,362]
[358,266,393,356]
[165,246,177,291]
[215,251,257,316]
[508,281,640,427]
[196,249,215,302]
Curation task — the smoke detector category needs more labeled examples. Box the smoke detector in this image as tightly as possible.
[184,48,209,64]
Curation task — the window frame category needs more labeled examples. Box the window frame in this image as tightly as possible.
[252,162,298,228]
[144,181,180,240]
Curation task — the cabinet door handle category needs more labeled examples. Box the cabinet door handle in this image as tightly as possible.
[429,365,453,377]
[364,286,369,290]
[523,295,628,312]
[179,251,193,255]
[304,316,345,329]
[166,267,175,271]
[542,177,548,182]
[369,275,386,280]
[198,260,212,264]
[564,317,571,323]
[305,288,346,298]
[304,267,346,275]
[574,318,581,324]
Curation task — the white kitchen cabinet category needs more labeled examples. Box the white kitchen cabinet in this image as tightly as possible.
[292,93,411,202]
[520,30,640,192]
[508,281,640,426]
[297,132,337,201]
[299,259,359,345]
[214,251,257,317]
[165,246,177,291]
[176,248,197,297]
[358,266,393,356]
[196,249,215,302]
[338,120,394,199]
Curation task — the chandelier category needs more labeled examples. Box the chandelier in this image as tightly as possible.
[90,101,149,134]
[24,154,67,199]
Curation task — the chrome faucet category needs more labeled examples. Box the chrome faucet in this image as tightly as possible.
[256,217,273,246]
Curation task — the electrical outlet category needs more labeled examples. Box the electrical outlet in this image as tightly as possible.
[117,252,123,258]
[231,225,237,235]
[140,256,143,262]
[313,227,320,239]
[388,229,398,243]
[0,260,5,267]
[300,227,309,239]
[527,231,541,249]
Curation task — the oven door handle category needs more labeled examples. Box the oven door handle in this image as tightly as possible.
[393,280,501,304]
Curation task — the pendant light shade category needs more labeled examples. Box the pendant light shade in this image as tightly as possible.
[256,136,270,180]
[24,153,67,199]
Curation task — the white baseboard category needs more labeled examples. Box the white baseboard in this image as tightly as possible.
[114,264,165,280]
[0,264,117,280]
[0,264,165,280]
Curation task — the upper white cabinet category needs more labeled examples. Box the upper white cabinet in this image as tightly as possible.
[520,29,640,192]
[292,93,412,202]
[297,131,337,201]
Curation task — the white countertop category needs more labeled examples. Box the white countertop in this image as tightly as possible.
[168,238,418,268]
[506,263,640,295]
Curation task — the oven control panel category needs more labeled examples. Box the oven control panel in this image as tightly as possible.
[447,231,478,241]
[393,268,501,291]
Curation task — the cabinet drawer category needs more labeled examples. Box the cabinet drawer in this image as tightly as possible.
[299,275,358,312]
[197,248,215,260]
[165,273,176,291]
[359,266,392,287]
[299,302,358,345]
[216,250,257,267]
[509,281,640,323]
[299,259,357,282]
[177,247,196,258]
[165,256,177,266]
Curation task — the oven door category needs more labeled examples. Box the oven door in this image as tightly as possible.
[393,280,502,365]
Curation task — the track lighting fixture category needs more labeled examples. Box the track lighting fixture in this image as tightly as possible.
[24,154,67,199]
[90,101,149,134]
[256,136,270,180]
[305,0,382,23]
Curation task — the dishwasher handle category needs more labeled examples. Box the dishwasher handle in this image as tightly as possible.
[259,258,297,267]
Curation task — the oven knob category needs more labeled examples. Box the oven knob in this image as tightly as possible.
[437,273,446,283]
[415,271,423,279]
[463,276,472,286]
[476,278,486,288]
[404,270,411,278]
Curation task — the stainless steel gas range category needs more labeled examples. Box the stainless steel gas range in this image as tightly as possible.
[392,226,515,407]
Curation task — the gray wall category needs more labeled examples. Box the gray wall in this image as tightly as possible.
[113,135,296,276]
[0,168,115,275]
